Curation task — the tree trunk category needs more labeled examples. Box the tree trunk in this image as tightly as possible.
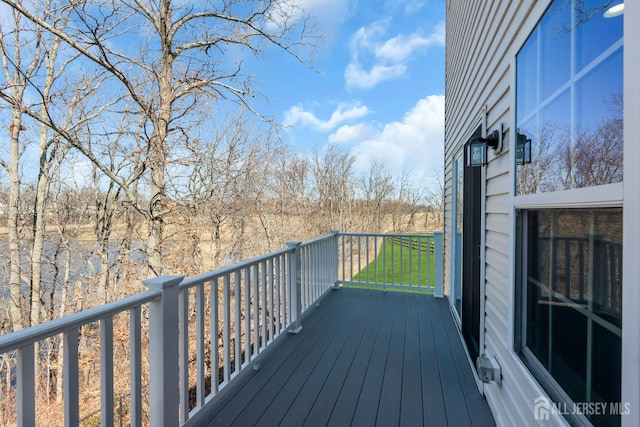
[55,248,71,403]
[29,129,51,328]
[146,0,173,276]
[8,108,25,331]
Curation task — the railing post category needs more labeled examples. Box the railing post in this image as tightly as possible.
[331,230,341,289]
[434,232,444,298]
[17,344,35,427]
[143,275,184,426]
[286,241,303,334]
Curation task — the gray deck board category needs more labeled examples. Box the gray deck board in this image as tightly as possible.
[401,295,425,426]
[201,288,495,427]
[375,294,406,426]
[418,293,448,425]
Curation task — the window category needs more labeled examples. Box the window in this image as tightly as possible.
[518,209,622,426]
[515,2,623,426]
[516,0,623,195]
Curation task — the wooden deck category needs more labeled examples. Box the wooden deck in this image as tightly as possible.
[200,288,495,427]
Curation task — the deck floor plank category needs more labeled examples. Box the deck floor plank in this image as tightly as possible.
[418,294,449,426]
[201,288,495,427]
[375,293,409,426]
[401,295,426,426]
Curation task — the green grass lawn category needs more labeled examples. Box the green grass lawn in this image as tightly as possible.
[348,236,436,293]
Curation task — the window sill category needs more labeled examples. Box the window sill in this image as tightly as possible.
[514,182,623,209]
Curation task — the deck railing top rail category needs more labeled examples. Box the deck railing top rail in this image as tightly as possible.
[179,246,292,291]
[0,289,161,354]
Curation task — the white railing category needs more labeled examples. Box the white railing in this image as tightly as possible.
[0,287,164,427]
[337,232,443,296]
[175,232,338,426]
[0,231,442,426]
[298,230,341,312]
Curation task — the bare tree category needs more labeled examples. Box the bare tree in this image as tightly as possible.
[0,1,110,329]
[273,153,311,216]
[309,145,356,233]
[243,126,287,254]
[169,111,285,270]
[552,0,616,31]
[391,169,427,233]
[357,161,395,232]
[266,151,312,242]
[0,0,319,276]
[0,6,46,330]
[574,94,623,188]
[425,168,445,230]
[26,5,84,328]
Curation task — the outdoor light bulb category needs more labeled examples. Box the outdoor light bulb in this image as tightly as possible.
[604,3,624,18]
[472,147,483,163]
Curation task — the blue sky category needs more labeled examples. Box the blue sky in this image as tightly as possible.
[253,0,446,181]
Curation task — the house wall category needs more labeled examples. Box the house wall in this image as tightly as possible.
[444,1,639,426]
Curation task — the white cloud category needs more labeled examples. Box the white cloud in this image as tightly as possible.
[376,27,445,63]
[345,21,445,90]
[266,0,354,30]
[347,20,390,64]
[385,0,427,15]
[283,101,371,132]
[295,0,354,23]
[344,63,407,90]
[328,123,375,144]
[349,95,444,176]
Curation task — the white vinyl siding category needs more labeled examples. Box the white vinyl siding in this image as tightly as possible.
[445,0,639,425]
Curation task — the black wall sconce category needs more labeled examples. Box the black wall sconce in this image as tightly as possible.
[467,128,502,167]
[516,130,532,165]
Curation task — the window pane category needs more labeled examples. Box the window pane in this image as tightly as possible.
[574,48,623,187]
[540,3,571,101]
[524,209,622,427]
[516,30,539,121]
[575,48,623,129]
[538,89,571,191]
[517,90,571,193]
[575,0,623,71]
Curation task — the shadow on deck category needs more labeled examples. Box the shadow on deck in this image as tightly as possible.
[200,288,495,427]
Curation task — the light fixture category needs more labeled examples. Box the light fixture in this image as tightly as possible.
[516,131,532,165]
[604,3,624,18]
[466,129,501,167]
[467,137,486,167]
